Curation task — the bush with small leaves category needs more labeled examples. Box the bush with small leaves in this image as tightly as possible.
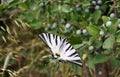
[0,0,120,77]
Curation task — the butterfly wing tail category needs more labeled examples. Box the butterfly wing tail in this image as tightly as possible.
[68,60,83,67]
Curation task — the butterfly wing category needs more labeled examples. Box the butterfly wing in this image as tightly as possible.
[39,33,53,48]
[59,41,83,66]
[39,33,82,66]
[39,33,64,57]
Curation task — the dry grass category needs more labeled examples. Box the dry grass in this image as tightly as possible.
[0,19,78,77]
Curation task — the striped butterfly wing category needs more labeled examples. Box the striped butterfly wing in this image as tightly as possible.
[39,33,65,52]
[39,33,65,58]
[39,33,82,66]
[59,40,82,66]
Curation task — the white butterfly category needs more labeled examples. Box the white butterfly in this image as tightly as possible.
[39,33,82,66]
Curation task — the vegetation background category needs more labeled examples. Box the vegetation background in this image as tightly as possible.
[0,0,120,77]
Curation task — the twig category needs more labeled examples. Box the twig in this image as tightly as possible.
[76,42,87,51]
[113,0,118,17]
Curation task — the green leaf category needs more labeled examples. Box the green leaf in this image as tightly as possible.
[116,32,120,42]
[30,19,41,29]
[94,54,108,64]
[102,16,109,23]
[87,25,99,37]
[111,57,120,68]
[88,37,96,45]
[87,25,99,45]
[92,10,101,24]
[61,4,70,13]
[73,44,81,49]
[69,36,82,45]
[71,63,82,75]
[8,0,21,8]
[88,54,108,69]
[18,2,28,10]
[88,55,95,69]
[103,50,112,54]
[80,21,88,26]
[82,1,90,7]
[0,4,6,10]
[103,34,115,49]
[94,40,102,49]
[107,18,119,33]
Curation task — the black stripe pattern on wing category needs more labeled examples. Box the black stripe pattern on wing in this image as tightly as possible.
[39,33,50,47]
[40,33,46,43]
[48,33,52,44]
[68,60,83,66]
[55,35,58,45]
[39,33,48,47]
[68,52,77,57]
[65,45,74,52]
[60,38,67,49]
[39,33,55,57]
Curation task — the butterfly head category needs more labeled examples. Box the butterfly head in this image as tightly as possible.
[53,52,60,58]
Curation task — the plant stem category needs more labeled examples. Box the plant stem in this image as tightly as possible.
[113,0,118,17]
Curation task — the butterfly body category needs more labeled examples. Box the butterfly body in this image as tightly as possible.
[39,33,82,66]
[52,51,60,58]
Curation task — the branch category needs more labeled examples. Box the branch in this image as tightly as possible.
[113,0,118,17]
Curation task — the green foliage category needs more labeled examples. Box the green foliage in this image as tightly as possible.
[116,31,120,42]
[88,54,109,69]
[103,34,115,49]
[92,10,101,24]
[111,57,120,68]
[87,25,99,37]
[0,0,120,77]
